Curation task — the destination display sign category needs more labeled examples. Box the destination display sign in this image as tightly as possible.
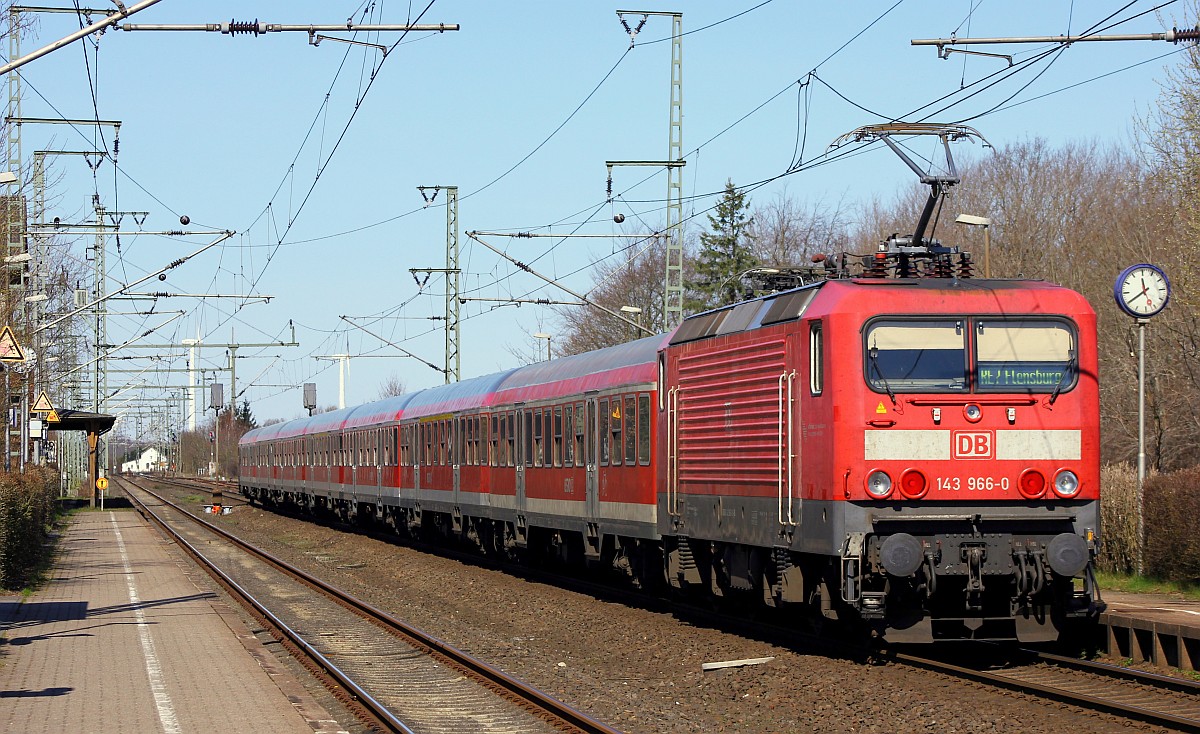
[976,362,1070,389]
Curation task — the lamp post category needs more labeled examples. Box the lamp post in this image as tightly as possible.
[955,214,992,278]
[619,306,643,340]
[533,332,552,361]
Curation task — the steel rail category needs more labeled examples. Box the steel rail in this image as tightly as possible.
[888,648,1200,733]
[123,475,620,734]
[117,476,410,733]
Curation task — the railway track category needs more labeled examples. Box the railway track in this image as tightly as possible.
[888,645,1200,732]
[145,473,1200,732]
[116,475,619,734]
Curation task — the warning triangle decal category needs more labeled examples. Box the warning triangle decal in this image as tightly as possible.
[0,325,24,363]
[46,409,61,423]
[32,391,53,412]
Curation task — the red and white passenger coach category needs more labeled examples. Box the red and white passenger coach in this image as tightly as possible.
[241,262,1102,643]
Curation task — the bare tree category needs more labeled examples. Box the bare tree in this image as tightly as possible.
[747,189,852,267]
[377,373,407,399]
[552,234,683,356]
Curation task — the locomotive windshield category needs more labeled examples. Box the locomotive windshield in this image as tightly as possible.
[866,320,967,392]
[974,319,1074,392]
[864,318,1076,394]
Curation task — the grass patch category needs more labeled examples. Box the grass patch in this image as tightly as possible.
[1095,570,1200,600]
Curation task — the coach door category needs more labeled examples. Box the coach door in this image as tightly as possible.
[515,406,526,516]
[585,396,599,520]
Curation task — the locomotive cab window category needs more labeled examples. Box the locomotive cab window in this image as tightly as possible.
[975,319,1076,393]
[864,317,1078,395]
[865,320,967,392]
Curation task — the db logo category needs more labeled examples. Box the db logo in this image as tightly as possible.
[953,431,994,459]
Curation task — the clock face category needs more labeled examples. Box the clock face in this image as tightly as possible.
[1116,265,1170,318]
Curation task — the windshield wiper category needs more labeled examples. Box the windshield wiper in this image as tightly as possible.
[1048,350,1076,405]
[868,346,897,406]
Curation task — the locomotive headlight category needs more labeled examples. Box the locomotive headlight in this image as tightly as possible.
[866,470,893,498]
[1053,470,1080,498]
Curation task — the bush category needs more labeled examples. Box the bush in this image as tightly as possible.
[0,467,59,589]
[1143,466,1200,583]
[1098,463,1139,574]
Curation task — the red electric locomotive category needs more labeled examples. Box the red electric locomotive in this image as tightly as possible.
[659,274,1100,642]
[240,124,1103,642]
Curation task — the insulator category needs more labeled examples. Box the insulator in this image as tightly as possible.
[958,252,974,279]
[1171,25,1200,44]
[223,19,264,36]
[865,252,889,278]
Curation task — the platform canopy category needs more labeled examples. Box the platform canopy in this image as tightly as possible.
[45,409,115,507]
[45,409,115,435]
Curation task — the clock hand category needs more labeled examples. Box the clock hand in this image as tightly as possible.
[1125,287,1147,306]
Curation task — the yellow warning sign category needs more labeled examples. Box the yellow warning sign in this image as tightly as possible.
[96,477,108,491]
[0,325,24,363]
[875,401,888,414]
[32,390,53,412]
[46,409,60,423]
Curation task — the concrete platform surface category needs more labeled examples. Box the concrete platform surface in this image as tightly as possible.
[0,509,348,734]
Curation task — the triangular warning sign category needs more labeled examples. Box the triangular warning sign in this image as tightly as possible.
[875,401,888,414]
[46,409,60,423]
[0,325,24,363]
[32,390,53,412]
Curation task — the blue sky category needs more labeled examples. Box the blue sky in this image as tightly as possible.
[12,0,1193,431]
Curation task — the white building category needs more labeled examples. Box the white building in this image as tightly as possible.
[121,447,164,474]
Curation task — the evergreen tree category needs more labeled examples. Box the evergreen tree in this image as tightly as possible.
[688,179,757,311]
[234,400,257,429]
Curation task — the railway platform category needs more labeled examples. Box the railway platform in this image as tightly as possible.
[0,508,348,734]
[1099,590,1200,673]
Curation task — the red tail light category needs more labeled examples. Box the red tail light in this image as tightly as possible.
[899,469,928,499]
[1018,469,1046,499]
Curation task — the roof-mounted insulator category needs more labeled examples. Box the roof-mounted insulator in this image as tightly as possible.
[222,19,265,36]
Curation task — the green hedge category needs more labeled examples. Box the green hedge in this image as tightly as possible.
[0,467,59,590]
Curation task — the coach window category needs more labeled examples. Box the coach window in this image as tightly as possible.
[610,398,623,466]
[489,415,499,467]
[623,396,637,465]
[638,394,651,464]
[475,416,483,466]
[599,399,611,466]
[553,406,563,468]
[511,410,520,467]
[574,402,586,467]
[563,405,574,466]
[523,410,534,467]
[533,409,544,467]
